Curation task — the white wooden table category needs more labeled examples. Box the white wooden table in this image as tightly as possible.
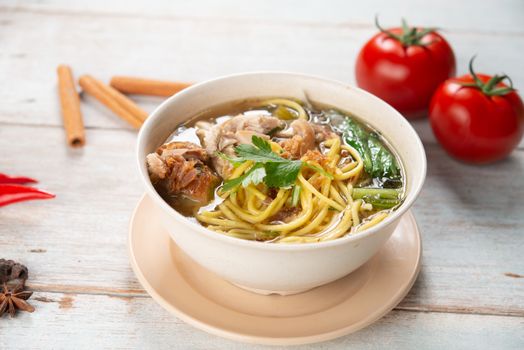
[1,1,523,348]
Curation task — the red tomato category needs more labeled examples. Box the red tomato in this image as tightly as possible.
[430,68,524,163]
[356,19,456,119]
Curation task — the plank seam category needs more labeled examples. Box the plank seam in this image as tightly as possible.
[396,305,524,318]
[26,284,524,317]
[1,5,523,37]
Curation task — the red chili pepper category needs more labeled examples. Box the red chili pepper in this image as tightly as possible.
[0,184,55,207]
[0,173,38,184]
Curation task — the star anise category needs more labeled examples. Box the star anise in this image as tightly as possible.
[0,259,28,288]
[0,283,35,317]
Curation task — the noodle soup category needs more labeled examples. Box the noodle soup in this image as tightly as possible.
[146,98,405,243]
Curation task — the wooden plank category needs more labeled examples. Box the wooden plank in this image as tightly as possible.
[0,292,522,349]
[1,124,523,315]
[0,8,523,148]
[0,125,144,292]
[2,0,524,33]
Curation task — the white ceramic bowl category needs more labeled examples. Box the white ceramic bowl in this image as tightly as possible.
[137,72,426,295]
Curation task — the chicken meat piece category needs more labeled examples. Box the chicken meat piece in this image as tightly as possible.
[311,123,340,143]
[278,119,316,159]
[146,141,218,204]
[278,120,341,159]
[157,141,208,161]
[302,149,332,170]
[196,114,285,177]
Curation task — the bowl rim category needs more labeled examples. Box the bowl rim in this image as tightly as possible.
[137,71,427,251]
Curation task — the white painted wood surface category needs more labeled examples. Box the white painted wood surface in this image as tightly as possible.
[1,292,523,349]
[1,1,523,348]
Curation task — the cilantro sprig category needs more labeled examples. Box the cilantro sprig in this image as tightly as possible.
[221,163,266,192]
[220,136,332,193]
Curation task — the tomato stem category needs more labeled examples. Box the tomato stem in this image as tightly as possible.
[460,56,515,97]
[375,16,438,47]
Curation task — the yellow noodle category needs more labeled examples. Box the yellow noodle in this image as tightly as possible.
[270,141,283,153]
[243,188,258,215]
[227,228,278,241]
[195,214,253,229]
[305,170,321,183]
[229,191,238,207]
[246,185,267,201]
[199,210,223,218]
[262,98,307,120]
[320,207,353,241]
[330,154,340,167]
[336,180,351,201]
[237,186,245,204]
[335,164,363,180]
[247,193,261,215]
[298,173,344,211]
[326,137,341,158]
[290,205,329,236]
[224,190,288,223]
[304,160,333,180]
[347,182,354,195]
[230,161,253,179]
[255,190,313,231]
[323,138,336,147]
[351,199,362,226]
[320,177,331,196]
[219,203,241,221]
[329,186,346,206]
[206,225,227,232]
[360,202,373,211]
[228,229,256,235]
[341,161,358,172]
[198,130,398,243]
[356,212,388,232]
[314,211,342,234]
[334,145,364,180]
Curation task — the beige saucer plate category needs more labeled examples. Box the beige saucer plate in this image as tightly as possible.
[128,195,422,346]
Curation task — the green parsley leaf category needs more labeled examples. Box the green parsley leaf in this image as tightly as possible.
[251,135,272,152]
[264,160,302,188]
[215,151,243,167]
[234,137,287,163]
[222,163,265,192]
[273,105,297,120]
[222,135,335,191]
[241,165,266,188]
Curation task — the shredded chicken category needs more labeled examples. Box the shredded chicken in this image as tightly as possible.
[302,149,336,175]
[302,149,331,168]
[146,141,218,204]
[194,112,341,177]
[312,123,339,143]
[280,135,306,159]
[157,141,208,161]
[196,114,285,177]
[277,119,342,159]
[277,119,316,159]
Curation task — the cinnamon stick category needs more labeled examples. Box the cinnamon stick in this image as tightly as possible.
[91,77,148,123]
[110,76,192,97]
[78,75,144,129]
[57,65,85,147]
